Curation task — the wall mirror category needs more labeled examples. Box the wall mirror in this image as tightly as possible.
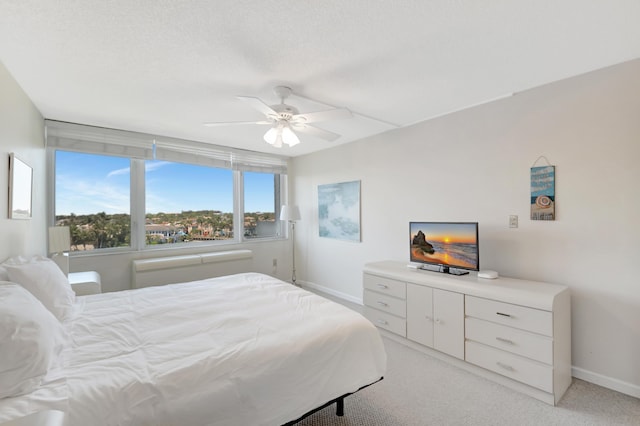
[8,153,33,219]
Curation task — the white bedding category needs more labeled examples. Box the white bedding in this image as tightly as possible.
[0,273,386,425]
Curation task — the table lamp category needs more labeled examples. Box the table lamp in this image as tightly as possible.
[49,226,71,276]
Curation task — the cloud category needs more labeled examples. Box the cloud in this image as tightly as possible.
[106,167,130,178]
[104,161,170,178]
[145,161,171,172]
[55,174,130,215]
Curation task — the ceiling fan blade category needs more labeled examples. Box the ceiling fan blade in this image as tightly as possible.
[203,120,271,127]
[293,107,352,124]
[293,123,341,142]
[237,96,278,117]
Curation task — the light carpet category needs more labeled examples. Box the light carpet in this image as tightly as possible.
[293,293,639,426]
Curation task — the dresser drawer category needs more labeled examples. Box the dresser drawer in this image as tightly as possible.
[466,341,553,393]
[363,274,406,299]
[465,296,553,336]
[364,306,407,337]
[465,317,553,364]
[364,289,406,317]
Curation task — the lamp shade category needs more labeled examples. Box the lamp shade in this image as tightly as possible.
[281,126,300,147]
[263,127,279,145]
[48,226,71,254]
[280,205,301,221]
[264,121,300,148]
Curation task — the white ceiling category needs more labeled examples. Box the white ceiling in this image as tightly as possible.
[1,1,639,157]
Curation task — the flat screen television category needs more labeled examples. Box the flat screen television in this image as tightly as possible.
[409,222,479,275]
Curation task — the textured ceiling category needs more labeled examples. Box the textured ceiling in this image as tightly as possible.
[1,1,639,157]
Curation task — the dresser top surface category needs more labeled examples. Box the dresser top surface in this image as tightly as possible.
[364,261,569,311]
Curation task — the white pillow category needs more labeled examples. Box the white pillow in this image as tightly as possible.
[0,283,67,398]
[3,256,76,321]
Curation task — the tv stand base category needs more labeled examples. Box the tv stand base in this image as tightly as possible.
[415,264,469,275]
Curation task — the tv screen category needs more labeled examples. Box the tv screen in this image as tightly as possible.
[410,222,479,275]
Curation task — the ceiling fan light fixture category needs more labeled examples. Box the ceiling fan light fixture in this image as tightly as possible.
[263,121,299,148]
[208,86,350,147]
[263,127,278,145]
[273,133,284,148]
[281,125,300,147]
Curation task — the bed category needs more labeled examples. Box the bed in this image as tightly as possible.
[0,257,386,426]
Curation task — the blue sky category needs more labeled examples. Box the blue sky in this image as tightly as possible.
[55,151,275,215]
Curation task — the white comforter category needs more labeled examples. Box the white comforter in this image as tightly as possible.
[1,273,386,425]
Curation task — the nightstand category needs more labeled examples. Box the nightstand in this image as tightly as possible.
[0,410,65,426]
[68,271,102,296]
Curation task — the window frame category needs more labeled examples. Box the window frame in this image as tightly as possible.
[241,170,284,241]
[46,121,289,256]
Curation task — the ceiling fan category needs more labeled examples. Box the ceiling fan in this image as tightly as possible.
[204,86,353,148]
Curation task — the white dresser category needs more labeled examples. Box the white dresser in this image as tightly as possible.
[363,260,572,405]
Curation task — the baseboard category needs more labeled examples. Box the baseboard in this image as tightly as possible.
[572,366,640,399]
[298,280,363,306]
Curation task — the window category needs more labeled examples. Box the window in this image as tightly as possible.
[243,171,280,239]
[46,120,288,253]
[54,151,131,251]
[145,160,234,246]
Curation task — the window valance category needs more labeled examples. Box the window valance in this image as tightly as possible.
[45,120,288,174]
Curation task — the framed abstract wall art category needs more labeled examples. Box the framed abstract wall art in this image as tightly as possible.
[318,180,361,241]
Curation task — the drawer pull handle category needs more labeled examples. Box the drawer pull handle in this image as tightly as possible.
[496,312,512,318]
[377,284,389,289]
[376,319,388,325]
[496,362,515,371]
[377,301,389,307]
[496,337,514,345]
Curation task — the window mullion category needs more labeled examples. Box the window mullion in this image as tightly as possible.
[46,147,56,228]
[279,174,288,238]
[234,170,244,242]
[131,158,146,250]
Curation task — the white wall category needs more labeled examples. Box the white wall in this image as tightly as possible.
[0,62,45,260]
[291,59,640,397]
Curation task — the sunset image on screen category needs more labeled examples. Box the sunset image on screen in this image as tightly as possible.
[410,222,478,270]
[419,229,477,245]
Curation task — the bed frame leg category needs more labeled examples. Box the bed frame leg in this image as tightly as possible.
[336,397,344,416]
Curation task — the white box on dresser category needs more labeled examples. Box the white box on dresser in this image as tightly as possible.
[363,260,571,405]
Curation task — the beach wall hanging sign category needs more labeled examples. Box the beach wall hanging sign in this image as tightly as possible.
[530,156,555,221]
